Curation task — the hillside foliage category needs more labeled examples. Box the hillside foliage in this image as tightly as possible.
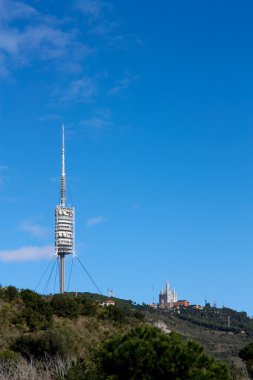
[175,304,253,335]
[90,325,230,380]
[0,285,247,379]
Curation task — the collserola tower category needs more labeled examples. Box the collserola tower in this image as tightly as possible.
[55,126,75,293]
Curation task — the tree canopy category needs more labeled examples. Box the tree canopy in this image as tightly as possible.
[239,342,253,378]
[91,325,230,380]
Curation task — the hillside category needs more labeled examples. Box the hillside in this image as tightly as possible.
[55,291,253,378]
[76,292,253,378]
[0,286,251,379]
[145,308,251,378]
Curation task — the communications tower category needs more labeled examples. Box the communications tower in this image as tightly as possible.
[55,126,75,293]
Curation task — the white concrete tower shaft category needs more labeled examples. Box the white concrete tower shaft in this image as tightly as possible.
[59,252,65,294]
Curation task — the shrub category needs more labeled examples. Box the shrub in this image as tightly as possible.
[133,310,145,321]
[239,342,253,378]
[63,359,87,380]
[0,349,21,362]
[79,299,97,316]
[51,294,79,318]
[2,286,19,301]
[93,325,230,379]
[12,326,78,360]
[104,306,126,323]
[17,289,53,331]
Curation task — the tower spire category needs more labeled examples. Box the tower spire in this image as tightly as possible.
[61,125,66,207]
[62,125,65,176]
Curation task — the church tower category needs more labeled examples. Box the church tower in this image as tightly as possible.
[159,279,178,306]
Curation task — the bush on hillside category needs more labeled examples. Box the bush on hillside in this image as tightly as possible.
[12,326,78,360]
[50,294,96,318]
[0,349,21,362]
[239,342,253,378]
[50,294,79,318]
[79,298,97,316]
[16,289,53,331]
[104,305,126,323]
[0,286,19,301]
[91,325,230,379]
[63,359,87,380]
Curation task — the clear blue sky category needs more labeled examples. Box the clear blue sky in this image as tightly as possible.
[1,0,253,314]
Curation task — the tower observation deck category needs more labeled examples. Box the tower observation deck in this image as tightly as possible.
[55,126,75,293]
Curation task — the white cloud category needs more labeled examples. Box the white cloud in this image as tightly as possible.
[76,0,142,53]
[56,77,97,103]
[86,216,108,227]
[21,25,70,59]
[0,1,92,76]
[0,24,71,62]
[0,245,54,262]
[75,0,111,21]
[79,117,111,129]
[19,220,50,238]
[108,75,138,95]
[0,0,38,22]
[89,20,117,37]
[108,34,143,50]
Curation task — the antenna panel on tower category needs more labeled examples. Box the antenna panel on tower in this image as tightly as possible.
[55,206,75,255]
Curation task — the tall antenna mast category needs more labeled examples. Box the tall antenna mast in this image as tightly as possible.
[61,125,66,207]
[55,125,75,294]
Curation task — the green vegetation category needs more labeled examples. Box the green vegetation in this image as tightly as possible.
[17,289,53,331]
[175,305,253,335]
[0,285,251,378]
[90,325,230,379]
[12,326,79,360]
[239,341,253,378]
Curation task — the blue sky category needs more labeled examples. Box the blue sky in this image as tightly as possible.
[1,0,253,314]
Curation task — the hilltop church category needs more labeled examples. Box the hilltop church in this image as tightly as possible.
[159,280,177,307]
[158,280,190,309]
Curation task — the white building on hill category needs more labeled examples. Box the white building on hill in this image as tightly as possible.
[159,280,177,307]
